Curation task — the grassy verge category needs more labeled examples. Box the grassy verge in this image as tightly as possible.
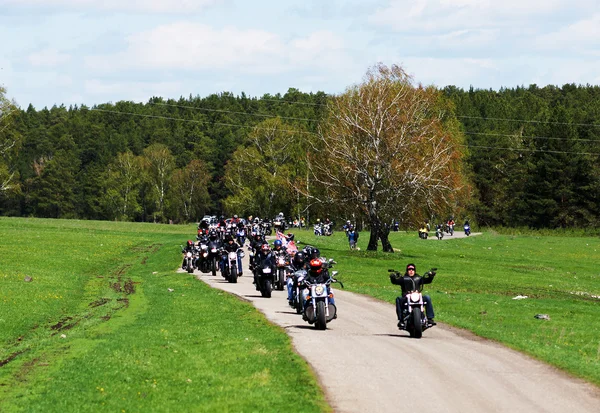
[292,228,600,386]
[0,218,328,412]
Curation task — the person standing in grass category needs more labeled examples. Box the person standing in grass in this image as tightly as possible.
[347,226,359,249]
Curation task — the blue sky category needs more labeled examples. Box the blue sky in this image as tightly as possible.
[1,0,599,109]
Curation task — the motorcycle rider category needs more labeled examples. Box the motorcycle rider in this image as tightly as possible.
[390,263,436,328]
[287,251,307,306]
[304,258,335,306]
[181,240,195,269]
[253,243,275,291]
[249,233,267,271]
[220,235,243,276]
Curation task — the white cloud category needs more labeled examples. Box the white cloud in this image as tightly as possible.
[534,14,600,54]
[369,0,572,32]
[85,23,350,75]
[2,0,223,13]
[28,48,71,67]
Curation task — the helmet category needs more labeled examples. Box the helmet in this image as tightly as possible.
[293,252,305,267]
[209,230,217,240]
[309,248,320,259]
[234,214,238,219]
[309,258,323,274]
[224,234,233,242]
[273,239,282,248]
[261,243,270,252]
[187,240,193,247]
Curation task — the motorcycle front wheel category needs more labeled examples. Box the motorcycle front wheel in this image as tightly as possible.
[229,263,237,283]
[315,301,327,330]
[410,308,423,338]
[261,280,272,298]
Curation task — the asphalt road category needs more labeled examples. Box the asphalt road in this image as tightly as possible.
[191,243,600,413]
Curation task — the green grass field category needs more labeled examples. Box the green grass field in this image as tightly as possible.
[0,218,329,412]
[2,218,599,412]
[292,228,600,386]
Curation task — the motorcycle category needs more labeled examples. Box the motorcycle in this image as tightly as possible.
[221,248,244,283]
[314,223,323,236]
[207,240,221,276]
[255,263,275,298]
[196,242,211,273]
[464,223,471,236]
[446,223,454,236]
[183,250,194,273]
[290,269,307,314]
[418,227,428,239]
[261,220,272,236]
[389,268,437,338]
[435,225,444,240]
[236,227,246,246]
[302,259,343,330]
[274,251,290,291]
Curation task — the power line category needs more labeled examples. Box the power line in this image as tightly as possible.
[90,108,316,135]
[462,144,600,156]
[457,115,600,128]
[148,102,319,123]
[464,131,600,143]
[89,108,600,156]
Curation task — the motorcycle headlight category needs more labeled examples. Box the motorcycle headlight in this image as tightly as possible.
[409,292,421,303]
[186,252,192,258]
[315,285,325,295]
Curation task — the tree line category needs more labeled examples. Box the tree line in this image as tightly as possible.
[1,74,599,230]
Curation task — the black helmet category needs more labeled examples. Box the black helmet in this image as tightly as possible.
[309,247,320,259]
[293,251,305,267]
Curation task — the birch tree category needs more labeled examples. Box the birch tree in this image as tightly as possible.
[311,63,471,251]
[169,159,211,222]
[101,151,143,220]
[0,86,21,195]
[143,143,175,223]
[223,117,304,217]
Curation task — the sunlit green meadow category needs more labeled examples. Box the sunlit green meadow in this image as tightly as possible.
[0,218,328,412]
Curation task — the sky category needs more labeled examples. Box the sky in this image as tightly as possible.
[1,0,599,109]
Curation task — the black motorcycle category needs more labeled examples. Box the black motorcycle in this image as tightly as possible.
[254,256,275,298]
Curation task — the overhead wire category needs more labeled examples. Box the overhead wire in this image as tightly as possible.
[90,106,600,156]
[90,108,316,135]
[148,101,319,123]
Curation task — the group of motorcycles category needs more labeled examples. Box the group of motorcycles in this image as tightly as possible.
[418,220,471,239]
[313,221,334,236]
[182,234,244,283]
[183,216,439,337]
[247,237,343,330]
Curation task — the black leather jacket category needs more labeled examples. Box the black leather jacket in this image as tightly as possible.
[390,272,434,295]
